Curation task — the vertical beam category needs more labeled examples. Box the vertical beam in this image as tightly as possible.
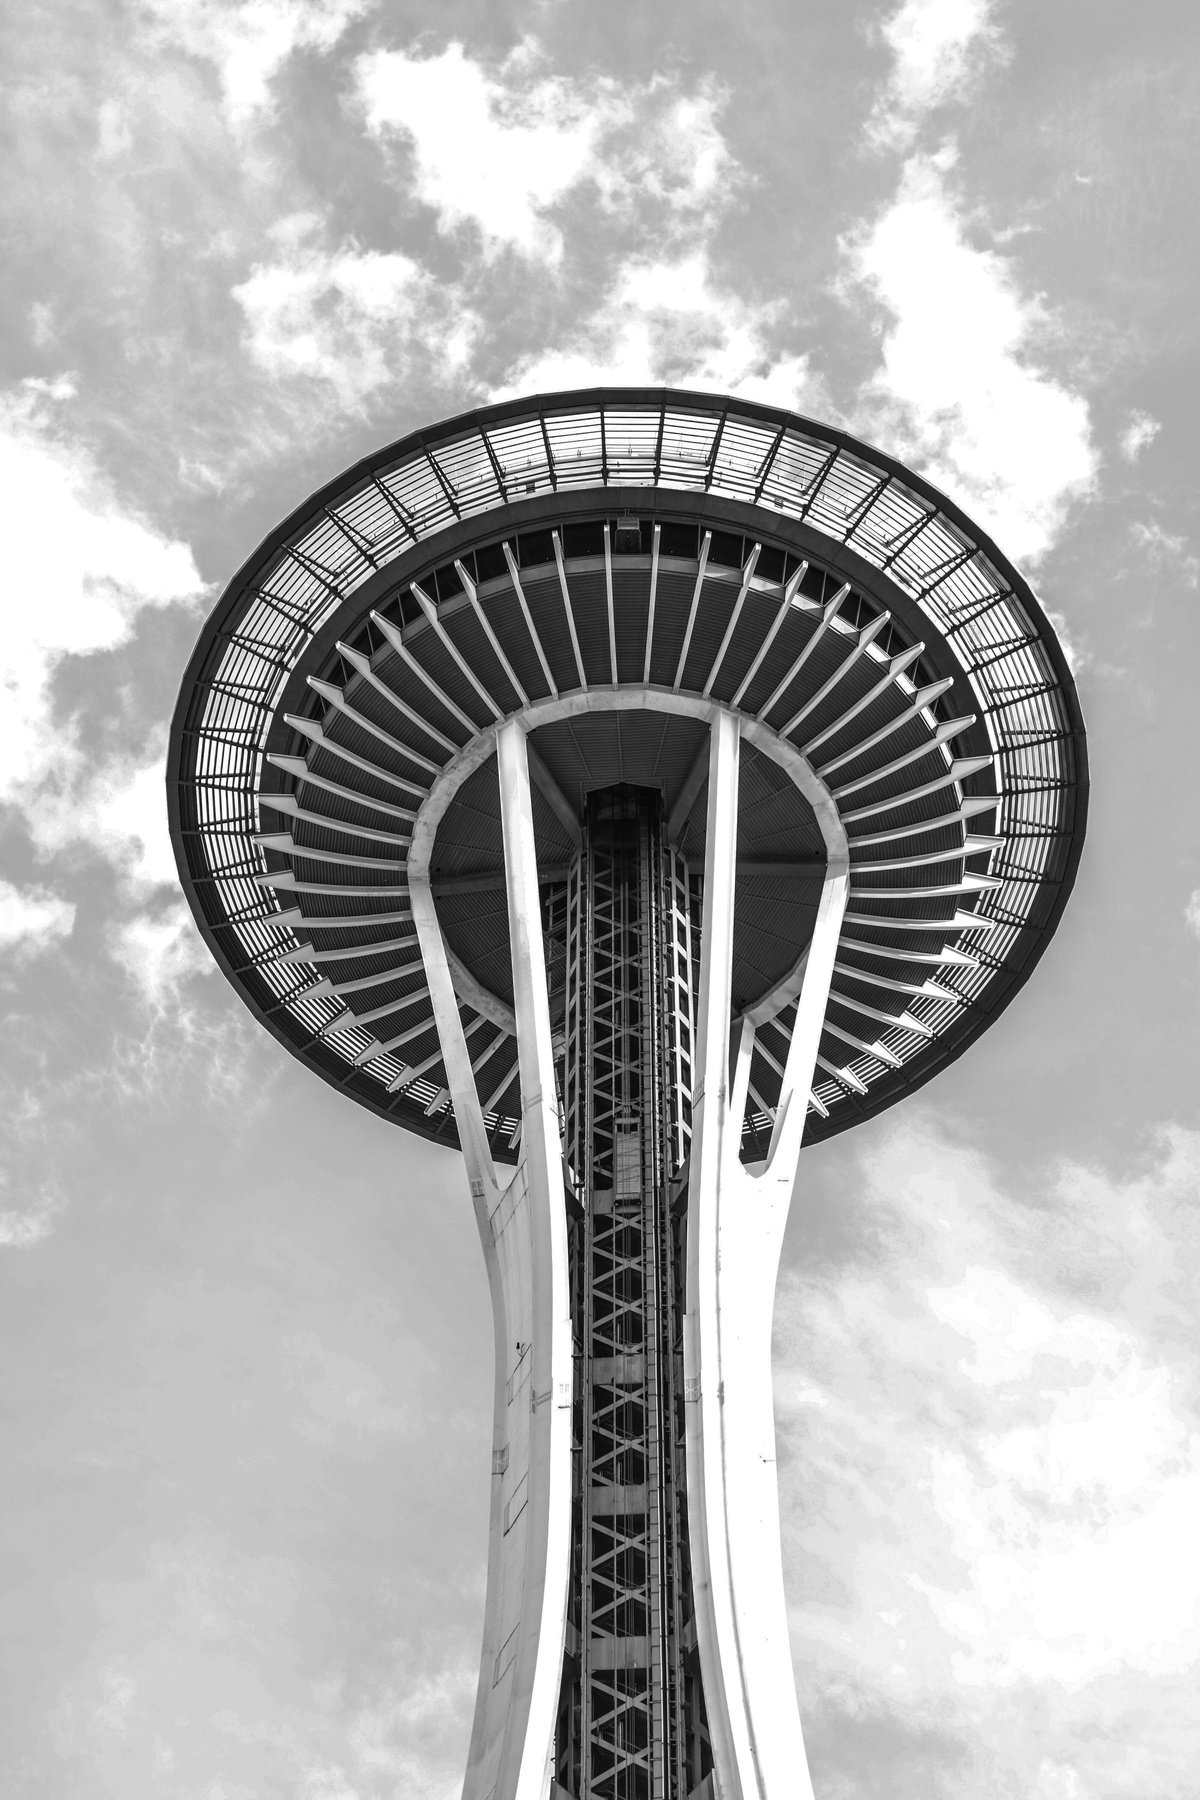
[684,711,839,1799]
[495,718,575,1800]
[603,522,618,683]
[683,710,746,1786]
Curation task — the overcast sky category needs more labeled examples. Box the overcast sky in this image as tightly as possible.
[2,2,1199,1797]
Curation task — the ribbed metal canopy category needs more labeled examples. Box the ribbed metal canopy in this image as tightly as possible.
[169,388,1087,1157]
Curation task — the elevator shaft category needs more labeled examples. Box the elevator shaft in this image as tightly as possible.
[554,786,711,1800]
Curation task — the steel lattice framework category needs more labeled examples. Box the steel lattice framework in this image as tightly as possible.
[169,389,1088,1800]
[555,791,705,1798]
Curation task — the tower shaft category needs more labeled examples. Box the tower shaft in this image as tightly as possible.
[410,711,843,1800]
[554,788,710,1798]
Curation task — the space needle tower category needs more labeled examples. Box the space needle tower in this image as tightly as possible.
[170,389,1087,1800]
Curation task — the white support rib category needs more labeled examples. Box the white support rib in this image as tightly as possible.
[410,581,504,721]
[335,641,462,753]
[336,982,428,1031]
[502,544,558,697]
[841,905,996,934]
[266,754,417,822]
[643,521,661,683]
[832,714,976,799]
[702,542,760,696]
[308,677,443,776]
[457,557,530,705]
[369,610,480,736]
[778,609,890,738]
[388,1013,489,1094]
[839,936,979,969]
[799,643,928,758]
[730,559,808,708]
[833,960,960,1004]
[551,531,587,690]
[354,1010,439,1064]
[254,871,409,898]
[260,790,418,831]
[815,675,958,776]
[283,715,428,800]
[840,753,993,823]
[269,933,418,966]
[253,835,405,870]
[271,907,413,931]
[685,710,847,1800]
[847,795,996,846]
[758,583,849,720]
[673,529,712,687]
[602,522,618,683]
[764,854,848,1176]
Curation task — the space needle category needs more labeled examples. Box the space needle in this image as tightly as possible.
[169,388,1087,1800]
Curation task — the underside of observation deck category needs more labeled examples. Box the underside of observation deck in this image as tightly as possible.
[171,392,1087,1157]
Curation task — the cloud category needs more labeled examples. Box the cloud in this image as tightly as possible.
[0,1178,62,1248]
[869,0,1005,148]
[0,878,75,958]
[111,901,214,1012]
[0,381,203,862]
[777,1118,1200,1789]
[356,41,732,262]
[840,151,1096,562]
[140,0,367,127]
[495,250,817,409]
[1120,410,1161,461]
[233,213,474,407]
[1185,890,1200,939]
[1129,519,1199,589]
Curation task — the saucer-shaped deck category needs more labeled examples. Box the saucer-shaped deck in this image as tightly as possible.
[169,389,1087,1157]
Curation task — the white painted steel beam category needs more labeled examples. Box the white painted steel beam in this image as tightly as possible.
[684,711,848,1800]
[408,721,572,1800]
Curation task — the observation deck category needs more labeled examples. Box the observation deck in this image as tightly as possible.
[169,388,1087,1156]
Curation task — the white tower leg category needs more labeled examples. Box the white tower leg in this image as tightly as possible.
[411,718,572,1800]
[684,710,849,1800]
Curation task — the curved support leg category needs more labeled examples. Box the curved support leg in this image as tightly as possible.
[411,719,573,1800]
[684,711,849,1800]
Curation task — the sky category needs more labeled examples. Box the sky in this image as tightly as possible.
[1,1,1199,1797]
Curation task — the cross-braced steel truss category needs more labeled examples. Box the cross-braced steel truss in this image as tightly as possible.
[554,788,710,1799]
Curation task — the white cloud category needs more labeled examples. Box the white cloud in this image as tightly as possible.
[111,901,213,1011]
[1130,519,1199,589]
[1185,889,1200,939]
[142,0,367,127]
[233,214,474,408]
[776,1119,1200,1781]
[870,0,1004,147]
[841,151,1096,562]
[1121,410,1161,461]
[358,40,610,260]
[0,1179,62,1248]
[0,878,75,958]
[356,41,732,261]
[0,383,203,867]
[497,251,816,411]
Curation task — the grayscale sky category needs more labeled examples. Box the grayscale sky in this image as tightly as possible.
[2,3,1198,1796]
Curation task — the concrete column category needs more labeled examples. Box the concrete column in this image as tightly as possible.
[494,717,575,1800]
[410,719,573,1800]
[684,711,848,1800]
